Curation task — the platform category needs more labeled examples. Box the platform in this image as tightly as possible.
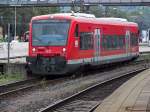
[94,69,150,112]
[0,42,28,59]
[139,45,150,53]
[0,57,26,64]
[0,42,149,63]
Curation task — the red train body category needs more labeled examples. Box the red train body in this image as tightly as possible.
[26,13,139,75]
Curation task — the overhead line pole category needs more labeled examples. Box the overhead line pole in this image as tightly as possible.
[7,23,10,64]
[80,0,84,13]
[14,6,16,39]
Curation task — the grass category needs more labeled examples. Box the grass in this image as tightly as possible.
[0,73,25,85]
[139,54,150,62]
[142,54,150,60]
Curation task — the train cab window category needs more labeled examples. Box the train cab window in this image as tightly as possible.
[74,24,79,37]
[80,32,93,50]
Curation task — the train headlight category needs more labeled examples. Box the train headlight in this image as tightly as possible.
[32,48,36,52]
[62,48,66,52]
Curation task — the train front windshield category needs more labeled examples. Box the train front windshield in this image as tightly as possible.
[32,19,70,46]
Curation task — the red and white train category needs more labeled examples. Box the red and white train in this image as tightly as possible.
[26,13,139,75]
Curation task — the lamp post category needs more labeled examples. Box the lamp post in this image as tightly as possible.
[112,7,117,17]
[104,6,109,17]
[72,0,75,12]
[7,23,10,64]
[14,6,16,39]
[80,0,84,13]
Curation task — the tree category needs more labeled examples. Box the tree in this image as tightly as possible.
[89,6,104,17]
[0,7,60,39]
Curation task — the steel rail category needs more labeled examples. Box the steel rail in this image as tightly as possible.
[39,66,149,112]
[0,76,72,98]
[0,77,41,97]
[0,56,149,97]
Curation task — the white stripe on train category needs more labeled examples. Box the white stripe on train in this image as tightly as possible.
[67,52,139,65]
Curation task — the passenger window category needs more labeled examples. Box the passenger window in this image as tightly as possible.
[108,36,112,49]
[116,36,120,49]
[80,32,93,50]
[120,36,125,49]
[102,36,107,50]
[102,35,126,50]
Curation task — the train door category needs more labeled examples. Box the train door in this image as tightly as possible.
[125,30,131,56]
[94,29,101,63]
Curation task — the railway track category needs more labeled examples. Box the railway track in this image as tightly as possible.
[0,75,72,100]
[0,58,145,98]
[0,58,149,112]
[39,66,149,112]
[0,77,41,97]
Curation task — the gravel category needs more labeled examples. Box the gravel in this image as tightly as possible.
[0,64,144,112]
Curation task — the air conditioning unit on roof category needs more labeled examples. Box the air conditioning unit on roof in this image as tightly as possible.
[97,17,128,22]
[54,13,96,18]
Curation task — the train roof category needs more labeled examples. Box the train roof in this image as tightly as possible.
[52,13,96,18]
[31,13,138,27]
[97,17,128,22]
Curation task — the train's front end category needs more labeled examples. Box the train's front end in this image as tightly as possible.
[26,15,71,75]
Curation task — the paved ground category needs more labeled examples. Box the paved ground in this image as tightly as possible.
[139,45,150,53]
[94,69,150,112]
